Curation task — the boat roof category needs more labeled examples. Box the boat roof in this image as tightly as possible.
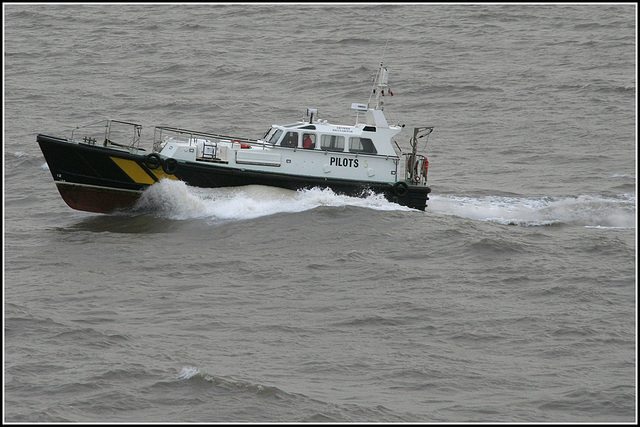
[277,121,384,133]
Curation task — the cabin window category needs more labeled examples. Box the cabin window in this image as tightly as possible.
[349,137,377,154]
[281,131,299,148]
[321,135,345,152]
[267,129,283,145]
[302,133,316,149]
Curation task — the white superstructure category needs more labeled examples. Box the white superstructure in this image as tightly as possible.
[155,62,408,185]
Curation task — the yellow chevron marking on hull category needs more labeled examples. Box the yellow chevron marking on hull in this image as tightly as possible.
[110,157,156,184]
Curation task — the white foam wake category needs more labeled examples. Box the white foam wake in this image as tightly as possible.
[428,194,636,228]
[130,180,636,228]
[133,179,411,220]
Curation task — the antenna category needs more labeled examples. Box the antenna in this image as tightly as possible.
[381,39,389,62]
[366,40,390,109]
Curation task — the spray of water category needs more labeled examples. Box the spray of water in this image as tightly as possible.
[131,179,635,228]
[132,179,411,221]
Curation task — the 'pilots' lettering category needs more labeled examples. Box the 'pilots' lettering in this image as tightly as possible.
[330,157,359,168]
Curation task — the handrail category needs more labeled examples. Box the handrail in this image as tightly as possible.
[105,119,142,149]
[154,125,258,144]
[70,119,143,150]
[152,125,259,152]
[70,119,108,140]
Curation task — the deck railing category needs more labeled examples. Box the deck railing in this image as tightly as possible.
[71,119,143,150]
[152,126,257,152]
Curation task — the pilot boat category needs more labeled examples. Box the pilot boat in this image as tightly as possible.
[37,63,433,214]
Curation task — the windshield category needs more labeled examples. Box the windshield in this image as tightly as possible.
[265,128,283,145]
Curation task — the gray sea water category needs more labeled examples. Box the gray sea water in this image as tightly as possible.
[3,3,637,423]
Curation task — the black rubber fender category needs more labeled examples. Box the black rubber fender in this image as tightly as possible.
[145,153,162,170]
[162,158,178,174]
[393,181,409,197]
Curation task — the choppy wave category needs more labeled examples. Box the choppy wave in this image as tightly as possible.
[131,179,411,221]
[8,150,49,171]
[428,194,636,228]
[169,367,411,422]
[175,366,285,396]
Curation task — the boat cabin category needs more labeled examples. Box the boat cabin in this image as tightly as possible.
[260,105,402,158]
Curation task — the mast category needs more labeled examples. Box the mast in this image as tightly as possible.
[368,62,392,111]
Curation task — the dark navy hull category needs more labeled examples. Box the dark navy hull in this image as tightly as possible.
[37,134,430,213]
